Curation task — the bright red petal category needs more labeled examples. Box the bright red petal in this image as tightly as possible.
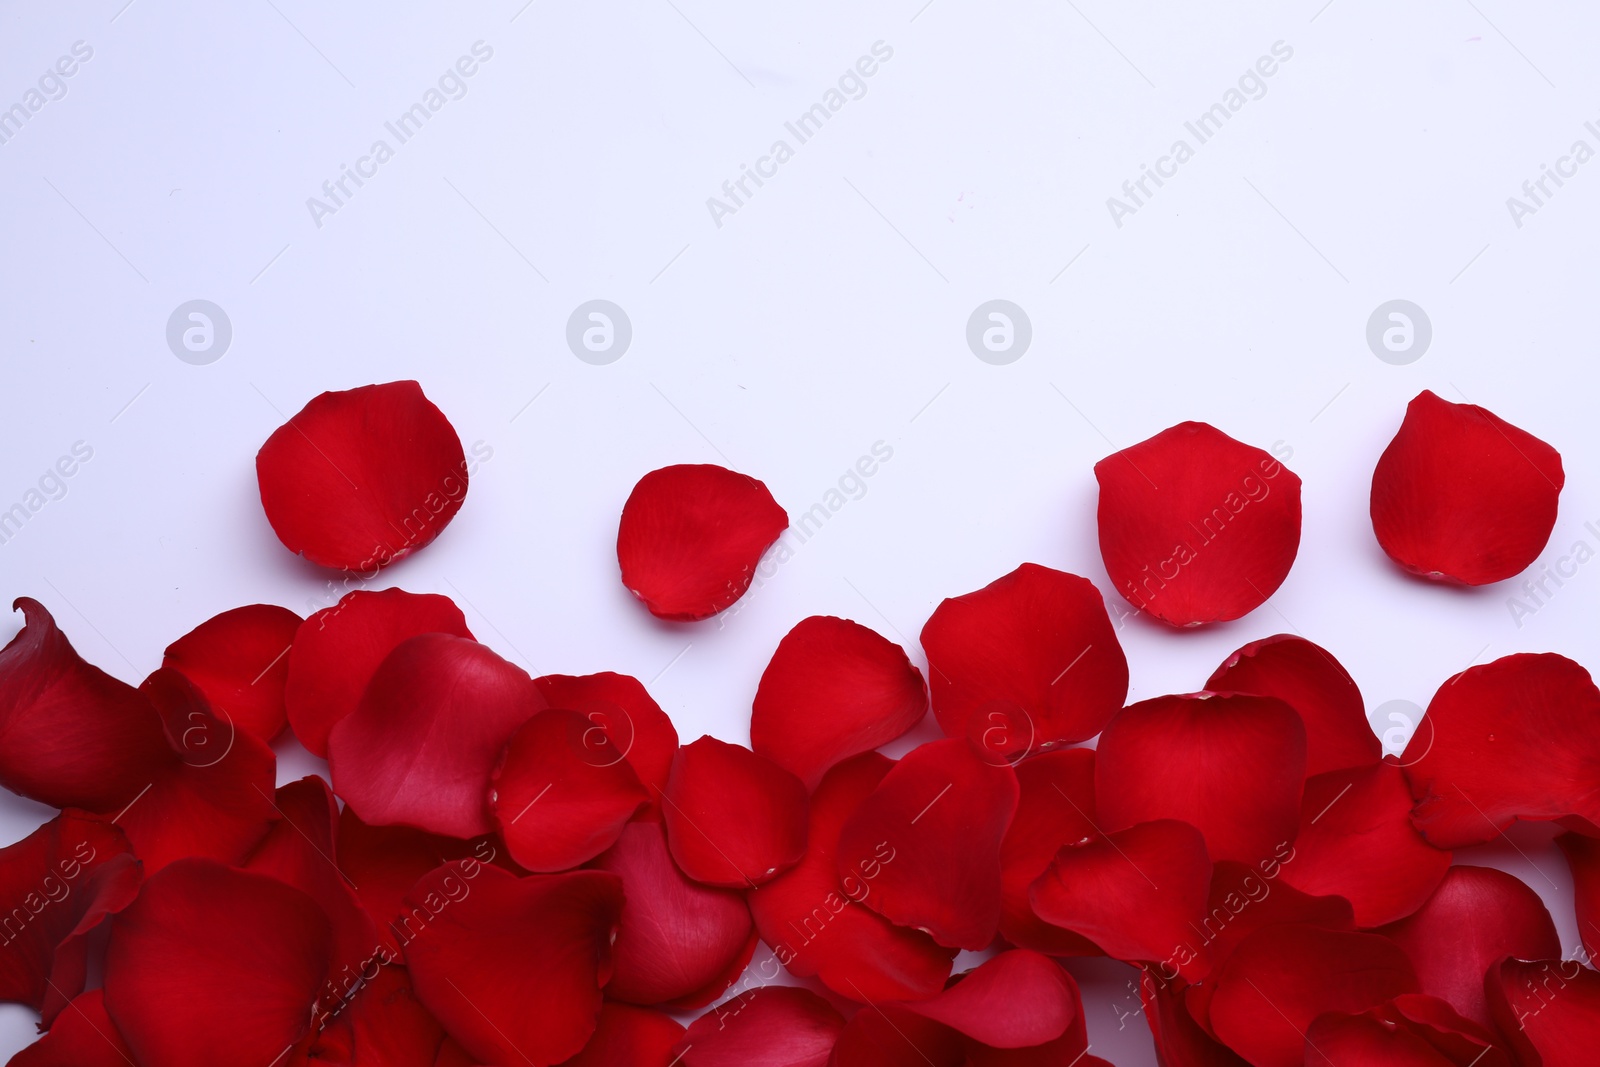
[559,1002,686,1067]
[1558,831,1600,965]
[328,633,545,838]
[1306,994,1511,1067]
[660,736,808,888]
[836,737,1018,950]
[616,464,788,621]
[1402,653,1600,847]
[751,616,927,789]
[162,603,301,744]
[999,747,1102,955]
[535,672,679,793]
[1096,422,1302,626]
[899,950,1078,1049]
[1139,972,1251,1067]
[286,588,473,757]
[1095,692,1306,865]
[255,380,469,572]
[1197,860,1355,979]
[9,990,137,1067]
[919,563,1128,755]
[672,987,844,1067]
[1485,958,1600,1067]
[1370,390,1563,585]
[1205,634,1380,776]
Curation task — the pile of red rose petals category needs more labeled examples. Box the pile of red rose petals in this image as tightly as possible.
[0,378,1596,1067]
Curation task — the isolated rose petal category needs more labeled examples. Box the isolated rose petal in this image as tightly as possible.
[560,1002,686,1067]
[1306,994,1510,1067]
[1139,973,1251,1067]
[1381,865,1560,1030]
[256,380,469,572]
[535,671,679,793]
[1371,390,1563,585]
[661,736,808,888]
[1207,925,1417,1067]
[746,752,955,1003]
[672,987,844,1067]
[591,820,755,1009]
[162,603,301,744]
[1205,634,1380,776]
[1485,957,1600,1067]
[830,1004,966,1067]
[104,859,332,1067]
[1030,820,1213,981]
[1402,653,1600,847]
[490,708,650,872]
[10,990,137,1067]
[999,747,1102,955]
[919,563,1128,755]
[1096,422,1302,626]
[329,633,545,838]
[403,863,623,1067]
[616,463,788,621]
[1197,860,1354,978]
[900,950,1078,1048]
[836,737,1018,950]
[1096,692,1306,865]
[286,588,474,757]
[1558,831,1600,965]
[751,615,927,789]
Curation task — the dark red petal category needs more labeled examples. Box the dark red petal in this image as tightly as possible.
[490,709,649,872]
[1207,925,1417,1067]
[1096,422,1302,626]
[0,598,169,810]
[1278,760,1452,927]
[672,987,844,1067]
[1029,820,1213,980]
[836,736,1018,950]
[534,672,679,793]
[307,964,444,1067]
[286,588,474,757]
[255,380,469,572]
[161,603,301,744]
[1095,692,1306,865]
[104,859,332,1067]
[751,615,927,789]
[1204,634,1380,776]
[1370,389,1563,585]
[402,863,623,1066]
[590,820,754,1009]
[1558,831,1600,965]
[830,1004,966,1067]
[559,1002,686,1067]
[1197,860,1355,978]
[1139,972,1251,1067]
[746,753,955,1002]
[1306,994,1511,1067]
[329,633,544,838]
[999,747,1102,955]
[0,811,141,1026]
[1380,865,1560,1030]
[899,950,1078,1048]
[660,736,808,888]
[919,563,1128,754]
[9,990,137,1067]
[1485,957,1600,1066]
[616,464,788,621]
[1403,653,1600,847]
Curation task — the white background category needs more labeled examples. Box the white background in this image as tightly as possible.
[2,2,1598,1062]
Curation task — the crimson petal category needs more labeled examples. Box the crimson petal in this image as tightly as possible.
[1139,972,1251,1067]
[1370,389,1563,585]
[256,380,469,572]
[830,1004,966,1067]
[1096,422,1302,626]
[899,950,1078,1049]
[559,1002,686,1067]
[1306,994,1511,1067]
[999,747,1102,955]
[1485,957,1600,1067]
[1558,831,1600,965]
[661,736,808,888]
[672,987,844,1067]
[616,464,788,621]
[307,964,444,1067]
[162,603,301,744]
[1196,860,1355,981]
[9,991,136,1067]
[534,672,679,793]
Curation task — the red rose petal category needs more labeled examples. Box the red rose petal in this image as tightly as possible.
[256,380,469,572]
[402,863,624,1067]
[660,736,808,888]
[830,1004,966,1067]
[9,990,137,1067]
[559,1002,687,1067]
[1402,652,1600,847]
[1196,860,1355,980]
[534,672,679,793]
[1030,820,1214,981]
[1306,994,1511,1067]
[162,603,301,744]
[672,987,845,1067]
[1370,390,1563,585]
[1207,924,1418,1067]
[746,752,955,1003]
[836,736,1018,950]
[1139,973,1251,1067]
[1558,831,1600,965]
[750,615,927,789]
[899,950,1078,1049]
[919,563,1128,755]
[1095,692,1306,865]
[998,747,1102,956]
[490,709,650,872]
[591,820,755,1009]
[1096,422,1302,626]
[1380,865,1560,1030]
[286,588,474,757]
[104,859,332,1067]
[1277,760,1452,927]
[616,464,788,621]
[328,633,545,838]
[1485,957,1600,1067]
[1204,634,1380,776]
[307,964,444,1067]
